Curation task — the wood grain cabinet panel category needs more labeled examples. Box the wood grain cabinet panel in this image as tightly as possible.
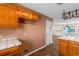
[58,39,69,56]
[0,46,21,56]
[53,37,79,56]
[7,51,19,56]
[53,36,59,55]
[69,41,79,56]
[0,5,18,28]
[14,3,40,21]
[0,3,40,28]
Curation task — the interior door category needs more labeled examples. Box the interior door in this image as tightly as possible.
[45,20,53,45]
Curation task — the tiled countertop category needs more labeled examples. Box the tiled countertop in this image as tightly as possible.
[53,35,79,42]
[0,37,21,50]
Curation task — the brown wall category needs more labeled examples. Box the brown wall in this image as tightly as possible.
[0,16,45,55]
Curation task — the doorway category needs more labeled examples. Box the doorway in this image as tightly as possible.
[45,20,53,46]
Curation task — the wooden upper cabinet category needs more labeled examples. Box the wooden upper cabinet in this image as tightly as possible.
[16,4,39,21]
[0,3,40,28]
[0,4,18,28]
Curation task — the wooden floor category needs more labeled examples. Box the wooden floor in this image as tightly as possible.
[29,44,55,56]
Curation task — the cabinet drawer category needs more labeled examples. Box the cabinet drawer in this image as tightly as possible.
[59,39,69,43]
[7,51,19,56]
[70,41,79,46]
[0,46,19,56]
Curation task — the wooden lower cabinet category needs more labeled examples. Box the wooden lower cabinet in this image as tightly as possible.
[53,36,59,55]
[7,51,19,56]
[69,41,79,56]
[58,39,69,56]
[0,46,21,56]
[53,36,79,56]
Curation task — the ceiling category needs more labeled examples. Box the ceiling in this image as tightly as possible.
[20,3,79,22]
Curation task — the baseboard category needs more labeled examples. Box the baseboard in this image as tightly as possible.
[24,45,47,56]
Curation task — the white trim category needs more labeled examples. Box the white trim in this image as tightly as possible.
[24,45,47,56]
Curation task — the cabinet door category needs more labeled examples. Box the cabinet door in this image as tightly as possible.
[53,36,59,55]
[58,39,69,56]
[0,5,18,28]
[69,41,79,56]
[17,5,39,21]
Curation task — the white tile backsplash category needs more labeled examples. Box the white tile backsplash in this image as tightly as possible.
[53,19,79,35]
